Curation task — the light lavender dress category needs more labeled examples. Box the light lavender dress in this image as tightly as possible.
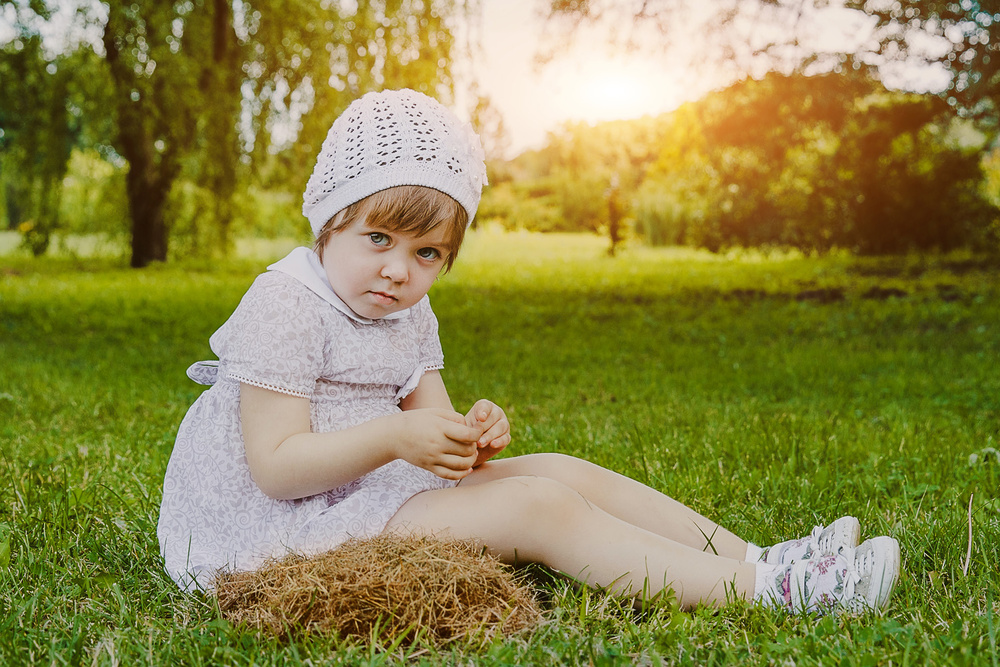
[156,269,454,592]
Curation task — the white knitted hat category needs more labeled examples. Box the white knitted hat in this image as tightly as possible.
[302,89,489,236]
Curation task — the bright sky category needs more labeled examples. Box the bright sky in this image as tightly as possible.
[474,0,710,156]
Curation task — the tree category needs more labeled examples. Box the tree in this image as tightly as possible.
[841,0,1000,121]
[543,0,1000,252]
[634,72,995,253]
[105,0,473,267]
[3,0,475,267]
[0,3,94,255]
[101,2,198,267]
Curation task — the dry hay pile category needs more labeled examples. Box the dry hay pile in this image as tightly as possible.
[214,534,543,645]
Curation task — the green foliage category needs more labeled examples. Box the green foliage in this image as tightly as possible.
[166,181,309,260]
[537,1,1000,254]
[237,187,309,242]
[632,184,690,246]
[500,71,1000,254]
[840,93,995,253]
[59,149,129,242]
[49,151,306,261]
[702,72,985,253]
[1,0,472,267]
[477,181,565,231]
[844,0,1000,119]
[0,19,106,254]
[485,117,671,238]
[1,233,999,663]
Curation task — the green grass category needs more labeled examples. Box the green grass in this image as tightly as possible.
[2,230,999,665]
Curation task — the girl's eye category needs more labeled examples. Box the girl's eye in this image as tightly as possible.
[368,232,390,246]
[417,247,441,261]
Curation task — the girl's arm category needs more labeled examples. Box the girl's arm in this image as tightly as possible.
[398,369,454,411]
[240,380,481,500]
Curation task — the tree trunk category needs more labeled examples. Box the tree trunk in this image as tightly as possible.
[205,0,240,254]
[117,102,174,267]
[126,160,170,267]
[606,177,623,257]
[4,181,24,230]
[103,5,177,268]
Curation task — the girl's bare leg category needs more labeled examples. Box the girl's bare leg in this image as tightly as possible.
[387,475,756,609]
[461,453,748,559]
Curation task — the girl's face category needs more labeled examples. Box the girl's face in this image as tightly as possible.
[321,218,451,319]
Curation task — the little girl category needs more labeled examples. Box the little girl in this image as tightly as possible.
[157,89,900,615]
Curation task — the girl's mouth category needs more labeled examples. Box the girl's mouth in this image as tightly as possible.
[370,291,398,305]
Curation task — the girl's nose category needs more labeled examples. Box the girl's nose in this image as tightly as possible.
[380,255,409,283]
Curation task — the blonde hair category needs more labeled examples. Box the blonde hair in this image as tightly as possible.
[314,186,468,272]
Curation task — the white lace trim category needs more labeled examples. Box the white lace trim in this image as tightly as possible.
[425,362,444,372]
[229,374,310,399]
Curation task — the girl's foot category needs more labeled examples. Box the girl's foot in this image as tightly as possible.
[759,516,861,564]
[757,535,901,615]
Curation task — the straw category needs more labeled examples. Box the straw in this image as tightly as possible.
[214,534,543,646]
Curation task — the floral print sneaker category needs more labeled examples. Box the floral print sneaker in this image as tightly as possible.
[762,536,901,615]
[760,516,862,564]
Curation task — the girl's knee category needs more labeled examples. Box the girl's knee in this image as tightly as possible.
[524,452,604,488]
[486,475,591,523]
[479,476,609,565]
[527,451,574,469]
[516,452,592,478]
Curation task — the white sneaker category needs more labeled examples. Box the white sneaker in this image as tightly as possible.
[841,536,901,614]
[761,516,861,564]
[760,535,900,615]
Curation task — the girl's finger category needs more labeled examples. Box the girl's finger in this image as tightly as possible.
[432,465,471,480]
[478,421,509,445]
[485,434,510,451]
[435,436,477,455]
[444,421,482,444]
[472,399,494,422]
[438,452,477,472]
[438,410,473,427]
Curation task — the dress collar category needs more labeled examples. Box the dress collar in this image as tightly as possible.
[267,246,410,324]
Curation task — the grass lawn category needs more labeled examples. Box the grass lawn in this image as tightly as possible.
[1,230,998,664]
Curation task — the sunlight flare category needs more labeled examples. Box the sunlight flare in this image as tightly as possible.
[546,55,690,126]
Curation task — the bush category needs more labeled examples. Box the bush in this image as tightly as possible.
[633,185,688,246]
[59,149,129,245]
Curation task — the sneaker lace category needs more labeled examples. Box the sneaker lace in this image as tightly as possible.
[841,546,864,612]
[807,525,825,554]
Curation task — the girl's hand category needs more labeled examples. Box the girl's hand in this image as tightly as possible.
[395,409,482,480]
[465,399,511,467]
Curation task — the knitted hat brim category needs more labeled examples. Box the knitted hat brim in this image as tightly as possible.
[306,163,479,236]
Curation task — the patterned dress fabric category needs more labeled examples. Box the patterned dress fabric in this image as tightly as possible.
[157,270,453,592]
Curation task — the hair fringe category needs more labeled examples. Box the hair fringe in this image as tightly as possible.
[314,186,467,271]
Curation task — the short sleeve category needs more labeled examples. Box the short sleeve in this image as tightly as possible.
[412,295,444,372]
[209,273,326,398]
[392,296,445,402]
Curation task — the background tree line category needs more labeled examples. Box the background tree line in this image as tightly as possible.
[3,0,1000,264]
[483,70,1000,254]
[525,0,1000,254]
